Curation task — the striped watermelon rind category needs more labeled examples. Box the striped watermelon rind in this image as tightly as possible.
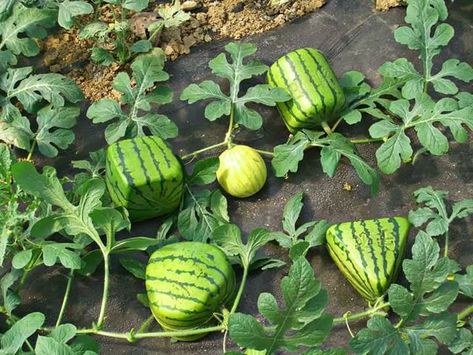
[105,136,184,221]
[145,242,236,341]
[217,145,267,198]
[267,48,346,133]
[326,217,410,304]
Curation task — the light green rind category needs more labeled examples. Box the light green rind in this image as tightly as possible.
[145,242,236,341]
[326,217,409,303]
[267,48,345,132]
[105,136,184,221]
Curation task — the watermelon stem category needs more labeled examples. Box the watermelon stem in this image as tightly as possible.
[321,121,332,135]
[96,253,110,329]
[136,315,155,334]
[332,301,390,325]
[75,324,225,340]
[225,106,235,149]
[181,141,227,160]
[230,265,249,314]
[26,140,36,162]
[457,304,473,322]
[55,269,74,328]
[253,149,274,157]
[350,137,385,145]
[444,231,449,257]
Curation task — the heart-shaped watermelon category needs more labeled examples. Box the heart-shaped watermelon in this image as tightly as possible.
[326,217,410,304]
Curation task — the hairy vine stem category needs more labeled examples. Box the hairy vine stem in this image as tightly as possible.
[55,270,74,327]
[332,301,390,325]
[96,253,110,328]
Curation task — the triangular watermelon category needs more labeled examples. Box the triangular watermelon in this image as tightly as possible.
[326,217,410,304]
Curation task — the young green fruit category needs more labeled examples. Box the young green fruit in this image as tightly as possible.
[216,145,267,198]
[145,242,235,341]
[326,217,410,304]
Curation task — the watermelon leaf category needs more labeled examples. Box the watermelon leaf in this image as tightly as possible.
[11,162,114,251]
[269,192,329,259]
[119,256,146,280]
[187,157,219,185]
[350,316,408,354]
[0,4,56,72]
[212,224,276,269]
[57,0,93,30]
[272,130,379,193]
[71,149,108,200]
[180,42,290,130]
[456,265,473,298]
[351,232,460,354]
[393,0,458,94]
[369,94,473,174]
[0,66,84,116]
[338,71,403,124]
[409,186,473,239]
[228,258,332,354]
[448,328,473,354]
[87,55,177,144]
[177,188,229,243]
[0,104,80,158]
[0,312,45,354]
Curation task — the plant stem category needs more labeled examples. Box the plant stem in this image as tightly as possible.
[181,141,227,160]
[26,140,37,162]
[97,252,110,328]
[254,149,274,157]
[16,268,31,292]
[76,325,225,340]
[225,106,235,148]
[55,270,74,327]
[444,231,449,257]
[25,339,34,352]
[230,266,249,314]
[350,137,385,144]
[148,22,163,44]
[321,121,332,135]
[136,315,155,334]
[332,302,390,325]
[458,304,473,322]
[331,117,344,132]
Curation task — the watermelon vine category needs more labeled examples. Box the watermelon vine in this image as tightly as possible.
[0,0,472,354]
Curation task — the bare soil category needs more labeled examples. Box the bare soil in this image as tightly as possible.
[41,0,327,101]
[375,0,405,11]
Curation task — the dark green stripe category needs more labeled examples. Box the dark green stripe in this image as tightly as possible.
[304,49,340,116]
[281,56,318,117]
[169,268,221,294]
[275,60,310,119]
[268,67,306,125]
[140,137,166,196]
[349,222,378,296]
[159,315,208,330]
[131,139,152,186]
[333,224,376,296]
[390,217,400,256]
[148,137,172,169]
[327,241,372,300]
[147,289,212,310]
[146,275,217,298]
[293,50,327,115]
[149,254,229,284]
[115,143,157,206]
[360,220,384,295]
[150,302,209,316]
[374,219,389,282]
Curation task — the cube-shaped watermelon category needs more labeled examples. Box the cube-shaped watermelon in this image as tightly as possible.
[105,136,184,221]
